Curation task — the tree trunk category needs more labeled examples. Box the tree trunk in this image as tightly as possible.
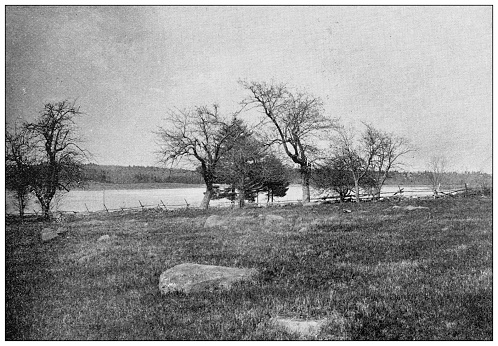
[373,186,381,200]
[40,199,51,220]
[238,176,245,208]
[238,189,245,208]
[300,165,311,203]
[17,192,25,219]
[200,188,214,210]
[354,179,360,203]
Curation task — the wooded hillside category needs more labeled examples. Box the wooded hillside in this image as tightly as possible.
[82,164,204,185]
[82,164,491,189]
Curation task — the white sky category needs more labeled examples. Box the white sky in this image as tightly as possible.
[5,5,492,173]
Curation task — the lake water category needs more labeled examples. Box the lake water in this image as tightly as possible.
[5,184,437,215]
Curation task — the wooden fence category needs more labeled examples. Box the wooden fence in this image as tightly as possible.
[7,185,487,217]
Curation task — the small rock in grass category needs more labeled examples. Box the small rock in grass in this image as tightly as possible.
[204,215,227,229]
[97,234,111,242]
[393,205,430,211]
[41,228,58,242]
[404,205,429,211]
[264,214,285,226]
[56,227,67,235]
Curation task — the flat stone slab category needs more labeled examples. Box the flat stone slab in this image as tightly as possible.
[159,263,257,294]
[393,205,430,211]
[271,316,328,337]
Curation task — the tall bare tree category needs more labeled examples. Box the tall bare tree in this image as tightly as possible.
[364,124,411,199]
[5,125,35,218]
[156,105,244,209]
[333,125,375,203]
[333,124,410,202]
[24,100,88,219]
[240,81,336,203]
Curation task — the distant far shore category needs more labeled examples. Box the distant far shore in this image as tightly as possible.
[75,181,473,192]
[75,182,206,191]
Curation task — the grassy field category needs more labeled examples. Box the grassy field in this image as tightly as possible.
[5,195,492,340]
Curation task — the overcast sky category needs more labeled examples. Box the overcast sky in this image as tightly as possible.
[5,6,492,173]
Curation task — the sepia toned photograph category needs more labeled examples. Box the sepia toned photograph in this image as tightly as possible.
[4,5,492,340]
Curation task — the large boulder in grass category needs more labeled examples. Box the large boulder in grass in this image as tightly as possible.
[158,263,257,294]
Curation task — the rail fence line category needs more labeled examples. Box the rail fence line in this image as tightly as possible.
[7,186,485,217]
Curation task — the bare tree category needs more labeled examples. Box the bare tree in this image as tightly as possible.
[427,155,448,194]
[240,81,336,203]
[5,125,35,218]
[156,105,244,209]
[333,125,376,203]
[364,124,411,199]
[333,124,411,202]
[24,100,88,220]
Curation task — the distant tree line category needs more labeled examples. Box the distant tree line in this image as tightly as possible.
[80,165,491,190]
[81,164,204,185]
[313,168,492,201]
[385,170,492,190]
